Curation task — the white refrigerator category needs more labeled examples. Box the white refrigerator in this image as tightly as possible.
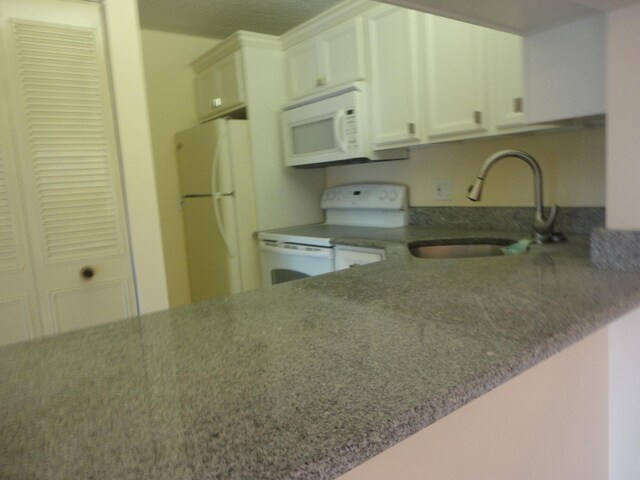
[176,118,261,302]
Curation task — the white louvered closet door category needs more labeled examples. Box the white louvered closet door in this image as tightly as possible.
[0,0,137,340]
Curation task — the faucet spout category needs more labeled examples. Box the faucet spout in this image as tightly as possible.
[466,149,564,243]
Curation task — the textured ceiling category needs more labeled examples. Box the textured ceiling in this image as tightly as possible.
[396,0,640,33]
[138,0,640,39]
[137,0,345,39]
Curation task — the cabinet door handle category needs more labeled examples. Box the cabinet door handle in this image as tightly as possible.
[408,123,416,135]
[513,97,524,113]
[315,76,326,87]
[210,98,222,109]
[473,111,483,124]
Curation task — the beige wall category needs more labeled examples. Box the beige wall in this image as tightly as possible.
[326,126,605,207]
[341,328,608,480]
[606,4,640,230]
[140,30,220,307]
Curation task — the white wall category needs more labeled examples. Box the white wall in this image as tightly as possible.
[606,5,640,479]
[102,1,168,313]
[326,126,605,207]
[140,30,220,307]
[606,4,640,231]
[609,307,640,479]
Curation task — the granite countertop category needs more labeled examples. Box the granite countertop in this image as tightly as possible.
[3,225,640,479]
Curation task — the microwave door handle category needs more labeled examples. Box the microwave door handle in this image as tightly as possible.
[333,109,348,153]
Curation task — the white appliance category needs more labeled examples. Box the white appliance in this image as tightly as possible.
[259,184,408,286]
[281,82,408,168]
[176,118,261,302]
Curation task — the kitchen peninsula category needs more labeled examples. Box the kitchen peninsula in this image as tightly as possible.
[1,225,639,479]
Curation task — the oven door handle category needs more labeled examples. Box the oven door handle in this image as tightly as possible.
[260,242,333,259]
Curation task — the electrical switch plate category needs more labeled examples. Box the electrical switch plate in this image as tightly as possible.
[434,179,452,201]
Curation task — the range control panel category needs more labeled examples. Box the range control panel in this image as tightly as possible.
[321,184,407,210]
[321,184,409,228]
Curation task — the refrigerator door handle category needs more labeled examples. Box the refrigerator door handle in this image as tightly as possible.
[211,132,236,259]
[212,192,236,258]
[212,128,234,196]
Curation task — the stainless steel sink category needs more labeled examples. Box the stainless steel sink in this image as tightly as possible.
[408,238,517,259]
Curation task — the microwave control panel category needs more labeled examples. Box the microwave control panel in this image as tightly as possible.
[344,109,358,151]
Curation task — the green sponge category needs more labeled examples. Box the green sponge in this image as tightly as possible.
[501,238,532,255]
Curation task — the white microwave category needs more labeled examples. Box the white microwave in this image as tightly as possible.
[281,82,408,168]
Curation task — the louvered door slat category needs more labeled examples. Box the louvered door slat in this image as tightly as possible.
[12,20,123,263]
[0,147,21,272]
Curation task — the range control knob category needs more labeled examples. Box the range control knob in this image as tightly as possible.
[388,191,398,201]
[378,191,387,200]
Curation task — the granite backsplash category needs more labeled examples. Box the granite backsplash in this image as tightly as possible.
[409,207,605,234]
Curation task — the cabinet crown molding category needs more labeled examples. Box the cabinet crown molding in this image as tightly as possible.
[191,31,281,73]
[281,0,377,49]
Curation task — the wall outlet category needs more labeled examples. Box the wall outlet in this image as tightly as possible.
[434,179,452,201]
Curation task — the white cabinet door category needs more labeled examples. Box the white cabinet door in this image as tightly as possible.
[286,38,320,99]
[319,17,366,91]
[488,30,526,131]
[0,0,138,339]
[367,5,424,148]
[195,51,245,120]
[424,15,488,139]
[285,17,365,99]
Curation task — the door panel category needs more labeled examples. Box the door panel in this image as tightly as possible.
[320,17,365,89]
[176,121,220,196]
[367,5,423,147]
[0,296,33,346]
[286,38,319,99]
[425,15,488,138]
[50,279,132,333]
[0,0,137,339]
[182,198,232,302]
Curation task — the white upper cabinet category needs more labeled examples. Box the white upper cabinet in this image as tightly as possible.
[424,15,488,140]
[285,17,366,99]
[194,50,246,121]
[488,30,526,131]
[286,39,319,99]
[366,4,425,148]
[278,1,555,150]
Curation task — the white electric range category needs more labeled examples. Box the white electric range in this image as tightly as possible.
[258,183,408,286]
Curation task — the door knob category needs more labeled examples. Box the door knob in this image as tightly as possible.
[81,267,95,279]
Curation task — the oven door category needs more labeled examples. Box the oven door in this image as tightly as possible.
[259,241,334,286]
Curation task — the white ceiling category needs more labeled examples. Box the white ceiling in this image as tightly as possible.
[391,0,640,33]
[137,0,344,39]
[137,0,640,38]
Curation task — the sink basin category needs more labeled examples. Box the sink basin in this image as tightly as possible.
[408,238,517,259]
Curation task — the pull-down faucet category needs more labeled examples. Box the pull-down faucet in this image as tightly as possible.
[467,149,565,244]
